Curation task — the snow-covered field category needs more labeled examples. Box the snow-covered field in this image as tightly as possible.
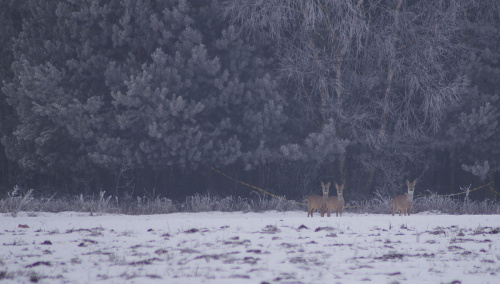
[1,211,499,283]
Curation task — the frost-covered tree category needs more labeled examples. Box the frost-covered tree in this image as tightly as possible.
[0,1,30,190]
[2,1,122,190]
[99,1,287,172]
[441,1,500,192]
[225,0,493,196]
[2,0,287,193]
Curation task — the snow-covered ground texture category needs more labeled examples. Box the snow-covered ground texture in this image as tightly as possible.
[1,211,499,284]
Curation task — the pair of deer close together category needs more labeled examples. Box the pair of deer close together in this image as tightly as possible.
[307,180,417,217]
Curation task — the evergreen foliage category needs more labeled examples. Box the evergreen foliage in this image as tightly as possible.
[2,0,286,194]
[0,0,498,201]
[440,1,500,187]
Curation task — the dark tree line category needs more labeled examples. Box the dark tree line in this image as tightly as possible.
[1,0,499,201]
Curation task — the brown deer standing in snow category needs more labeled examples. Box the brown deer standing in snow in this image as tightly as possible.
[324,183,345,217]
[307,182,330,217]
[392,179,417,216]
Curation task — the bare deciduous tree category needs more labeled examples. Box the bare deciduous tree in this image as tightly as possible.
[225,0,486,195]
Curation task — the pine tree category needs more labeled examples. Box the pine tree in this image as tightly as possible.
[0,1,31,190]
[3,1,122,190]
[442,2,500,192]
[2,0,287,193]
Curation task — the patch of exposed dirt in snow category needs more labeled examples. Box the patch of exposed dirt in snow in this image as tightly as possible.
[0,211,499,283]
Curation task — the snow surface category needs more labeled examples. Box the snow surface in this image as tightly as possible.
[1,211,499,283]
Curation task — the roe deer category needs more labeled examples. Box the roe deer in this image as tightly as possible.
[392,179,417,216]
[307,182,330,217]
[324,183,345,217]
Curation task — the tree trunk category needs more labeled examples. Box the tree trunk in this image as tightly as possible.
[487,173,496,201]
[449,148,456,194]
[363,0,403,195]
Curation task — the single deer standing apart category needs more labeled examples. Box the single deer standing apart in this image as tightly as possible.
[392,179,417,216]
[324,183,345,217]
[307,182,330,217]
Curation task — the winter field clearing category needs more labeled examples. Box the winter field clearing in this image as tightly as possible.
[1,211,499,284]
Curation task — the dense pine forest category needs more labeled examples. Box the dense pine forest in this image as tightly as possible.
[0,0,499,203]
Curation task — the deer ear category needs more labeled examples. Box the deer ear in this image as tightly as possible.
[326,182,331,188]
[341,184,345,190]
[412,180,417,186]
[321,181,325,187]
[406,180,411,186]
